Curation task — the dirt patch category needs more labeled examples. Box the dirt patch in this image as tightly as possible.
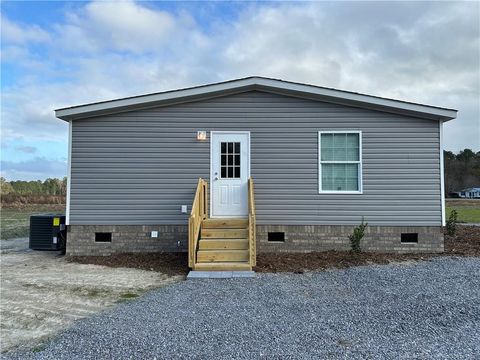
[0,238,183,353]
[446,199,480,208]
[69,252,189,276]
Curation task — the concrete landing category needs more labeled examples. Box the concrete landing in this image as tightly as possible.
[187,271,255,279]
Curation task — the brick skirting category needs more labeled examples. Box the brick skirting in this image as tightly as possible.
[257,225,443,253]
[67,225,188,256]
[67,224,443,256]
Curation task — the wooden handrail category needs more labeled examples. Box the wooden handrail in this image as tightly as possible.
[248,177,256,267]
[188,178,208,269]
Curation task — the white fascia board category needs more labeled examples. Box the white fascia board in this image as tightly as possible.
[55,77,458,121]
[255,78,458,120]
[55,78,258,120]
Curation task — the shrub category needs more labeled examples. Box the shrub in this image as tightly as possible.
[446,210,458,236]
[349,218,368,253]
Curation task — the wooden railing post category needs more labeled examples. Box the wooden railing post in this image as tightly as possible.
[248,177,256,267]
[188,178,208,270]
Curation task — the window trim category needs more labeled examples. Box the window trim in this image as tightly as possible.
[318,130,363,194]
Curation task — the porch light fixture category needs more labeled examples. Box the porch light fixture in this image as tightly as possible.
[197,131,207,141]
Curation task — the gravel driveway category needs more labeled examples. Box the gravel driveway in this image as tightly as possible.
[4,257,480,359]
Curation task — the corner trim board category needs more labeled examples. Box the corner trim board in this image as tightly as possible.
[66,120,72,225]
[440,122,445,226]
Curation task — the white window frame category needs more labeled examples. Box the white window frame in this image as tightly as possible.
[318,130,363,194]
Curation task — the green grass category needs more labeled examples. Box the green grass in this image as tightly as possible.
[446,199,480,223]
[120,292,139,299]
[116,292,141,303]
[1,205,65,240]
[31,343,47,353]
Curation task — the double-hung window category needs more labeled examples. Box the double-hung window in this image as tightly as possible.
[319,131,362,193]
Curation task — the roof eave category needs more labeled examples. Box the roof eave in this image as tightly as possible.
[55,77,458,122]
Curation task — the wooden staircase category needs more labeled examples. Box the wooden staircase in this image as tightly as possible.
[195,219,251,271]
[188,178,256,272]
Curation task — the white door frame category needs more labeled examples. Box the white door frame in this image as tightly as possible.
[210,131,251,218]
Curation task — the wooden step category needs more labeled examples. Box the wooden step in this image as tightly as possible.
[197,249,249,263]
[202,218,248,229]
[199,238,248,250]
[194,262,252,271]
[201,228,248,239]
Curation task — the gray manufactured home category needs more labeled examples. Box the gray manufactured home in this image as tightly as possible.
[55,77,457,271]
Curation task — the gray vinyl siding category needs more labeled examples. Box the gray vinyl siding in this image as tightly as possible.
[70,91,442,226]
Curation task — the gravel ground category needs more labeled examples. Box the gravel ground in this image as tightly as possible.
[4,257,480,359]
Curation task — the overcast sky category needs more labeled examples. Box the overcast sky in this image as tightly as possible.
[1,1,479,180]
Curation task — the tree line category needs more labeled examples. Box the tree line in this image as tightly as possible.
[1,177,67,204]
[1,177,67,196]
[444,149,480,195]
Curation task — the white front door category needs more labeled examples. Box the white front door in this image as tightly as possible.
[211,132,250,218]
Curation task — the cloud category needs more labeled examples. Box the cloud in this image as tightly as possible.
[0,157,67,181]
[53,0,202,54]
[1,0,479,182]
[80,0,176,52]
[15,146,37,154]
[0,14,51,44]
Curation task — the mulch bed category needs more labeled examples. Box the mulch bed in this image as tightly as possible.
[68,225,479,275]
[444,225,480,256]
[254,225,480,273]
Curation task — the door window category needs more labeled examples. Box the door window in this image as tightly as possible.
[220,142,241,179]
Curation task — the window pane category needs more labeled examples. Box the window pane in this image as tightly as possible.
[221,142,226,154]
[333,164,346,190]
[235,155,240,166]
[345,163,358,177]
[345,179,358,191]
[346,133,359,148]
[321,148,334,161]
[228,155,234,166]
[234,166,240,178]
[335,147,347,161]
[321,133,334,148]
[322,164,358,191]
[221,167,226,178]
[227,143,233,153]
[346,133,359,161]
[221,155,226,166]
[345,164,359,191]
[321,164,335,191]
[321,134,334,161]
[346,148,359,161]
[333,133,346,148]
[228,167,233,178]
[322,178,334,191]
[234,142,240,153]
